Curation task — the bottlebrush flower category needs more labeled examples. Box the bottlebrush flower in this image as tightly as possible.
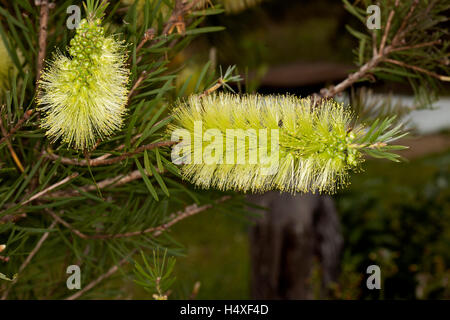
[37,18,129,150]
[169,93,396,194]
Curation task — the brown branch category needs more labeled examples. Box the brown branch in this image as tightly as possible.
[128,0,200,93]
[128,70,148,100]
[50,196,230,240]
[371,31,378,57]
[320,0,444,97]
[0,110,34,146]
[65,252,134,300]
[0,110,25,173]
[64,194,231,300]
[45,209,88,239]
[384,58,450,82]
[162,0,186,35]
[391,0,419,46]
[128,28,157,65]
[87,133,144,163]
[86,117,170,164]
[48,168,160,198]
[137,28,157,52]
[1,220,57,300]
[321,54,384,98]
[199,78,224,98]
[389,40,442,53]
[44,140,176,167]
[13,172,79,208]
[36,0,50,84]
[45,114,173,167]
[379,0,398,54]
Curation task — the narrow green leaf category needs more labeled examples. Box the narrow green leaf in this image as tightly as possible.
[154,148,164,172]
[194,61,211,93]
[151,163,169,197]
[185,26,225,35]
[135,159,159,201]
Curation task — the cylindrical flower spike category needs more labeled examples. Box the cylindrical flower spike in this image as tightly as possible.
[169,93,367,194]
[37,18,129,150]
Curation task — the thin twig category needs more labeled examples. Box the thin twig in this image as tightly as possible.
[19,172,79,206]
[0,110,34,146]
[64,195,230,300]
[128,70,148,100]
[391,0,419,46]
[162,0,186,35]
[379,0,398,54]
[321,54,384,97]
[45,209,88,239]
[44,140,176,167]
[1,220,57,300]
[389,40,442,53]
[48,169,160,198]
[44,113,172,167]
[129,28,156,64]
[128,0,200,91]
[0,111,25,173]
[65,252,134,300]
[104,115,171,158]
[88,133,144,162]
[371,30,378,57]
[384,58,450,82]
[50,196,230,240]
[320,0,444,97]
[199,78,224,98]
[36,0,49,84]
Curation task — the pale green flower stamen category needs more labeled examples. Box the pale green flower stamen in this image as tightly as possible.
[169,93,364,194]
[38,18,129,150]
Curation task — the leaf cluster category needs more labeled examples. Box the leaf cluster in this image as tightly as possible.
[344,0,449,108]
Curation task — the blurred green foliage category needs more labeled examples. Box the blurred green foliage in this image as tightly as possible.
[161,146,450,300]
[207,0,355,69]
[170,207,251,299]
[333,147,450,299]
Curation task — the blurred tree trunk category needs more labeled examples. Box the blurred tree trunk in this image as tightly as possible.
[248,193,343,299]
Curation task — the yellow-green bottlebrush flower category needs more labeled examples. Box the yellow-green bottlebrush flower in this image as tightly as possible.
[168,93,404,194]
[37,18,129,150]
